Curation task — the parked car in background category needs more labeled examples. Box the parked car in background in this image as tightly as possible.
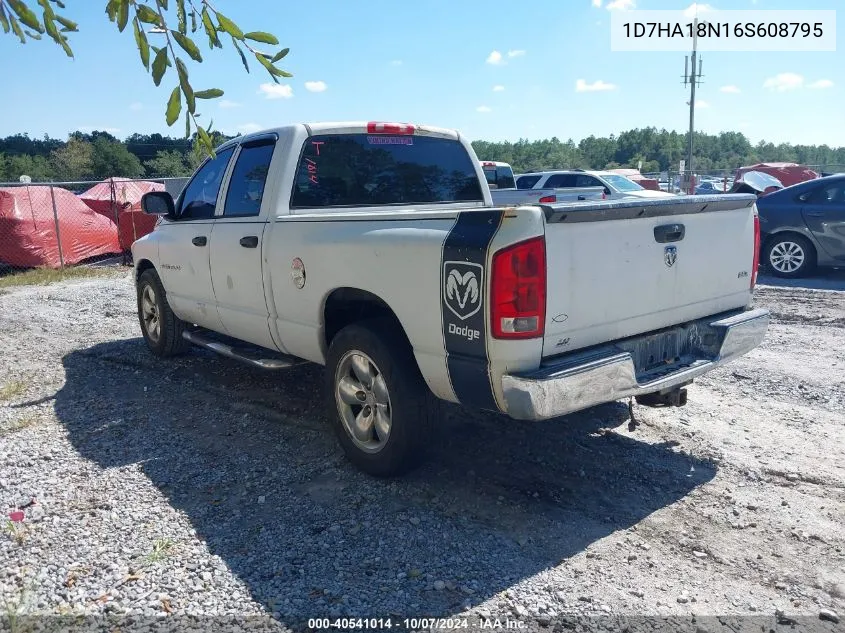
[480,161,606,205]
[755,174,845,278]
[695,180,721,195]
[480,161,516,190]
[607,168,662,191]
[515,170,674,200]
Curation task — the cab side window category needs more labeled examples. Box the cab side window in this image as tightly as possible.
[176,147,234,220]
[223,142,276,217]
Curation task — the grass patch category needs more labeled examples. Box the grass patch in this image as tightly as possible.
[0,414,39,437]
[0,380,27,401]
[143,538,175,565]
[0,265,124,290]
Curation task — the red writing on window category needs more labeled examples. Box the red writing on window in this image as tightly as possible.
[311,141,324,155]
[305,157,318,185]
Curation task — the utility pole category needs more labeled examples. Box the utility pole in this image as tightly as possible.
[683,18,704,194]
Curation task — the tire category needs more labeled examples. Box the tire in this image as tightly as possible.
[764,234,816,278]
[325,319,432,477]
[136,268,190,357]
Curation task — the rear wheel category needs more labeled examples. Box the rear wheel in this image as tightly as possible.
[764,234,816,278]
[137,269,190,357]
[325,320,432,477]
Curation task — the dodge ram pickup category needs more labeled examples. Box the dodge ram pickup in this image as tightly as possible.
[134,121,770,476]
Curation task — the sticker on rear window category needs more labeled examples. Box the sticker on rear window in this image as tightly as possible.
[366,136,414,145]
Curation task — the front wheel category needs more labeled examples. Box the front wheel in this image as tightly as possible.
[325,320,433,477]
[136,269,190,357]
[764,234,816,278]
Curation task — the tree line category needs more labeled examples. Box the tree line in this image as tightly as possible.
[1,127,843,183]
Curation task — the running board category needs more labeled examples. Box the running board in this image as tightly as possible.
[182,329,305,370]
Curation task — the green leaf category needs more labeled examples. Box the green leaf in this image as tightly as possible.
[243,31,278,45]
[158,0,168,10]
[43,11,59,40]
[117,0,129,31]
[190,8,196,33]
[50,0,66,8]
[54,15,77,31]
[10,15,25,42]
[135,4,160,25]
[58,33,72,56]
[176,0,185,34]
[151,46,168,85]
[175,58,195,113]
[8,0,43,32]
[172,31,201,62]
[0,6,10,34]
[132,18,150,69]
[200,7,220,48]
[24,28,41,39]
[256,54,292,79]
[194,88,224,99]
[166,85,181,126]
[271,47,289,63]
[105,0,119,21]
[185,110,190,139]
[215,12,242,39]
[197,125,214,157]
[37,0,55,20]
[232,38,249,73]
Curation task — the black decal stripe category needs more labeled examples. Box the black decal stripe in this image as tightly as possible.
[440,210,504,410]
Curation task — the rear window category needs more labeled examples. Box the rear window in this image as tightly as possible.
[483,165,516,190]
[290,134,484,208]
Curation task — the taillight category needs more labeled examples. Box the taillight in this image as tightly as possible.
[491,237,546,339]
[750,213,760,289]
[538,195,556,203]
[367,122,415,135]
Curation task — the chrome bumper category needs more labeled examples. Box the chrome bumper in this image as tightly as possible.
[501,308,770,421]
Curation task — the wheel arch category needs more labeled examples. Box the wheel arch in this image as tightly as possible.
[135,258,156,281]
[322,287,412,351]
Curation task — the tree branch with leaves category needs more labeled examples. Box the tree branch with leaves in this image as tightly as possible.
[0,0,291,156]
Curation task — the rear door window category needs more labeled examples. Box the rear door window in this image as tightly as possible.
[543,174,577,188]
[290,134,483,208]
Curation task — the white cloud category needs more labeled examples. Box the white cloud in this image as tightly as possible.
[476,105,492,113]
[695,99,710,108]
[592,0,602,6]
[719,85,741,93]
[575,78,617,92]
[128,102,143,111]
[218,99,241,109]
[606,0,635,9]
[237,123,263,134]
[390,60,403,66]
[507,49,526,58]
[258,83,293,99]
[304,81,327,93]
[683,3,714,18]
[808,79,834,89]
[763,72,804,92]
[493,85,505,92]
[486,50,503,65]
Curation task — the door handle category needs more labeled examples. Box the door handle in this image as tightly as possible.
[653,223,685,243]
[191,236,207,247]
[239,235,259,248]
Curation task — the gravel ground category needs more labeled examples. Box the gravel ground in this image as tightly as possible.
[1,267,844,632]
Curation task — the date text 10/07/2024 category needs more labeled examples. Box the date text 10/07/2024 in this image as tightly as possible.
[622,21,824,39]
[307,618,528,630]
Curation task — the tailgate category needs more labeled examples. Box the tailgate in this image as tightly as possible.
[541,194,758,358]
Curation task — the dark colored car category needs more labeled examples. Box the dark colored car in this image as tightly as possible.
[694,180,721,195]
[755,174,845,278]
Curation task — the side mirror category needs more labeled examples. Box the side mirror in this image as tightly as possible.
[141,191,176,217]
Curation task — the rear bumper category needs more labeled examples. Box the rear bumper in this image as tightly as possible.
[501,307,770,421]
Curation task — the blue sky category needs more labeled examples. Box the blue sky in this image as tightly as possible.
[0,0,842,146]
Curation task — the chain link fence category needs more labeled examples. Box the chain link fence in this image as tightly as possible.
[0,177,188,281]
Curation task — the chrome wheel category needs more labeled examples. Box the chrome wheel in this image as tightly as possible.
[335,350,391,454]
[769,241,805,274]
[140,284,160,342]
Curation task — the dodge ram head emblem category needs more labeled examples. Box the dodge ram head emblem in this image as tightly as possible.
[443,262,483,320]
[664,246,678,268]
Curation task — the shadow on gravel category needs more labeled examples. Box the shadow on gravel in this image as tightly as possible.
[55,339,717,622]
[758,267,845,292]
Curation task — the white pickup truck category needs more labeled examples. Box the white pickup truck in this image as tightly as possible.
[134,121,769,476]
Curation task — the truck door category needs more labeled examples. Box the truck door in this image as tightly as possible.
[209,137,279,349]
[158,146,234,331]
[800,181,845,261]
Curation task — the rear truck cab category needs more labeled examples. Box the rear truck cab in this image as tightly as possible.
[133,121,769,477]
